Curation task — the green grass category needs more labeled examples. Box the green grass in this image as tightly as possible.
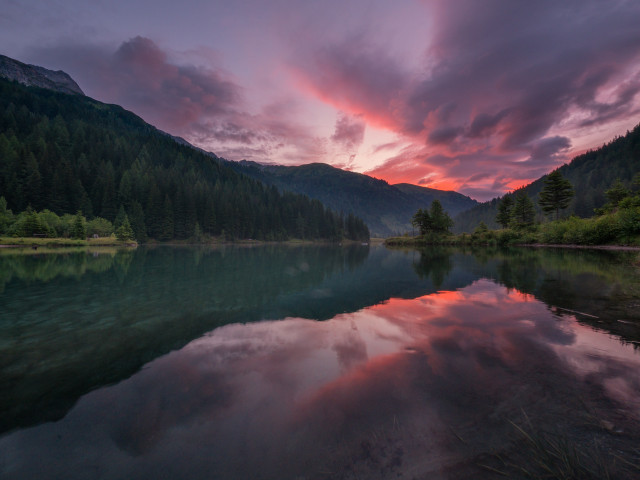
[386,207,640,248]
[0,236,136,247]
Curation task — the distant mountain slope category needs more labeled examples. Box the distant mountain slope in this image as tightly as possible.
[453,123,640,232]
[228,161,478,237]
[0,72,369,241]
[0,54,84,95]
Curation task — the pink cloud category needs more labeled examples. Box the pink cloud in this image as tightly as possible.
[291,0,640,199]
[32,37,333,164]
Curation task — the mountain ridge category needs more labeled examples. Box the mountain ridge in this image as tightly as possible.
[0,54,84,96]
[227,160,478,237]
[0,53,475,237]
[453,124,640,232]
[0,71,369,241]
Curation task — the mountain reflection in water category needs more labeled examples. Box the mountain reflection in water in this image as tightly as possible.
[1,245,640,479]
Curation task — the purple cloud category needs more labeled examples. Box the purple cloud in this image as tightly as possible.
[32,37,243,132]
[295,0,640,198]
[30,37,332,163]
[331,112,366,151]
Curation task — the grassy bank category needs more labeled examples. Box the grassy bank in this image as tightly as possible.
[0,236,137,248]
[386,207,640,248]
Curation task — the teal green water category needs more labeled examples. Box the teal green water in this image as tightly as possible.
[1,245,639,479]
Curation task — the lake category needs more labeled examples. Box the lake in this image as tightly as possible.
[1,245,640,479]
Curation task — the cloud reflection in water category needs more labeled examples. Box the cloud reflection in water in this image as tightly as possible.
[2,279,640,479]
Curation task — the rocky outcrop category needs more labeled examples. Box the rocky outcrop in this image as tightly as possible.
[0,54,84,95]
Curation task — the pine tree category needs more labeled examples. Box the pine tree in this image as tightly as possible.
[538,170,574,220]
[412,208,431,235]
[429,199,453,233]
[18,206,48,237]
[128,201,147,242]
[114,205,127,230]
[70,210,87,239]
[116,214,134,241]
[511,192,535,228]
[160,196,174,240]
[496,195,514,228]
[605,179,630,208]
[0,196,13,233]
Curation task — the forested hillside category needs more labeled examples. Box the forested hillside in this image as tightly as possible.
[229,161,478,237]
[454,124,640,232]
[0,77,369,241]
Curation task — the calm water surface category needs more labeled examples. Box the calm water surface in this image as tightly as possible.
[1,245,640,479]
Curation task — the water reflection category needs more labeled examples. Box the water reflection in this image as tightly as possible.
[1,246,640,478]
[3,278,640,479]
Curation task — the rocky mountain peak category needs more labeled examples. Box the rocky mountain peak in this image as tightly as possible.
[0,54,84,96]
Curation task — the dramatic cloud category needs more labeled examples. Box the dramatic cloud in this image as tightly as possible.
[292,0,640,199]
[33,36,243,132]
[12,1,640,198]
[31,37,328,164]
[292,36,408,130]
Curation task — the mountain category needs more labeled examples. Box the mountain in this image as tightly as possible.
[0,63,368,242]
[453,124,640,232]
[0,54,84,96]
[228,161,478,237]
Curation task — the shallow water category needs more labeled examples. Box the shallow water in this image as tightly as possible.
[1,245,640,479]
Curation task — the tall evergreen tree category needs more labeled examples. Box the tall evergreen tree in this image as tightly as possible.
[160,196,174,240]
[116,214,134,241]
[412,208,431,235]
[128,201,147,242]
[511,192,535,227]
[429,199,453,233]
[605,179,630,208]
[114,205,127,230]
[411,200,453,235]
[70,210,86,239]
[496,195,514,228]
[538,170,574,220]
[0,196,13,233]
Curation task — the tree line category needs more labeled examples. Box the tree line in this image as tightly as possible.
[453,123,640,233]
[404,168,640,245]
[0,78,369,242]
[495,170,640,229]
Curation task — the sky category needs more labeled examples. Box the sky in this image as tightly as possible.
[2,0,640,200]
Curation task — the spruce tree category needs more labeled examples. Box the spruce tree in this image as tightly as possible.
[605,179,630,208]
[70,210,86,239]
[538,170,574,220]
[496,196,514,228]
[128,201,147,242]
[412,208,431,235]
[160,196,174,240]
[116,214,134,241]
[429,200,453,233]
[511,193,535,228]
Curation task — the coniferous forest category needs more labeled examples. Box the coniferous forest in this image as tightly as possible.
[0,78,369,242]
[453,124,640,232]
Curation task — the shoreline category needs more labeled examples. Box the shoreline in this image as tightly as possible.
[520,243,640,251]
[0,237,377,249]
